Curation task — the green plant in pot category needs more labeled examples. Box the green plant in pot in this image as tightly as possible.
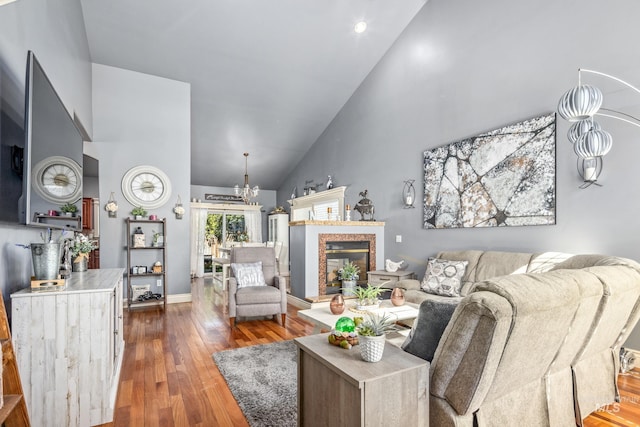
[357,312,397,362]
[338,261,360,296]
[131,206,148,219]
[351,283,389,309]
[60,203,78,216]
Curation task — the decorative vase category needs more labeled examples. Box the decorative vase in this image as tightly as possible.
[108,210,117,218]
[30,243,61,280]
[359,334,386,362]
[390,288,405,306]
[72,256,88,272]
[330,294,345,315]
[342,279,356,297]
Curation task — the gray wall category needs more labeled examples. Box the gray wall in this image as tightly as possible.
[91,63,192,295]
[276,0,640,347]
[0,0,92,307]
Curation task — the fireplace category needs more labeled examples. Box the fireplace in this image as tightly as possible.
[318,233,376,296]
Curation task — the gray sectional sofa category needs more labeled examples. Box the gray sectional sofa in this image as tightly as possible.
[394,250,640,426]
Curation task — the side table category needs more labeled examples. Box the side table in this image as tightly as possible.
[367,269,416,286]
[295,333,429,426]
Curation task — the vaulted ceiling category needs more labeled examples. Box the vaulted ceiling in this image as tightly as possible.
[80,0,427,189]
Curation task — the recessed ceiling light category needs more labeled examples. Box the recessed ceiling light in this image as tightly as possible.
[354,21,367,34]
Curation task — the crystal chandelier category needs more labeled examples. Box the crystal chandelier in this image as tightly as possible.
[234,152,259,204]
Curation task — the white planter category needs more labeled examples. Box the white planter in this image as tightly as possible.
[359,334,386,362]
[342,280,356,296]
[356,303,380,311]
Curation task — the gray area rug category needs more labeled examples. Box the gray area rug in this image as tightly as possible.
[213,340,297,426]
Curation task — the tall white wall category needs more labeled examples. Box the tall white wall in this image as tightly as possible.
[277,0,640,346]
[92,64,191,295]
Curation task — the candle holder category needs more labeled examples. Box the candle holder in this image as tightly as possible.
[403,180,416,208]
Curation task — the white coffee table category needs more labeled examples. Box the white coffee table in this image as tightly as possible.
[298,300,419,334]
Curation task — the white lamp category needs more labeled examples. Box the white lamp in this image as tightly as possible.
[557,69,640,187]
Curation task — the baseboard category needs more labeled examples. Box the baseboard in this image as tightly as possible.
[167,293,192,304]
[287,294,311,309]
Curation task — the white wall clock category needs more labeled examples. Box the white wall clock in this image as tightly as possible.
[121,165,172,209]
[31,155,83,203]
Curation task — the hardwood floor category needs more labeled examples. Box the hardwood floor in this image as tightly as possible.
[98,277,640,426]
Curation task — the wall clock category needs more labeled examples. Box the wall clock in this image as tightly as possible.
[121,165,172,209]
[31,155,83,204]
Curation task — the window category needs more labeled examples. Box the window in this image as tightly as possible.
[206,211,247,245]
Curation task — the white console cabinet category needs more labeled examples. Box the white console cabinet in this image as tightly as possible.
[11,268,125,427]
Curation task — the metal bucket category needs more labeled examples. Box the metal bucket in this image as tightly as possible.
[31,243,61,280]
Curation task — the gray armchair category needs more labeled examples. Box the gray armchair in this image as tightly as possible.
[228,246,288,328]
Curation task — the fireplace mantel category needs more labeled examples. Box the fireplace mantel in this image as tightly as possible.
[289,221,385,300]
[290,220,385,227]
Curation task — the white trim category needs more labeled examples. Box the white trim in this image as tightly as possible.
[167,293,192,304]
[190,202,262,212]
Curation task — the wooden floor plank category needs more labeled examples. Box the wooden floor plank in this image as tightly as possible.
[95,277,640,426]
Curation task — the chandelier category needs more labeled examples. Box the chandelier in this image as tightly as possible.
[234,152,259,204]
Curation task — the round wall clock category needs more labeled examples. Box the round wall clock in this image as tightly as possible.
[31,155,83,204]
[121,165,172,209]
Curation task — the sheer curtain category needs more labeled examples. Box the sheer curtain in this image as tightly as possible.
[190,206,208,278]
[244,209,263,243]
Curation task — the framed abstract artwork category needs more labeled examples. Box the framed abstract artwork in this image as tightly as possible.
[423,113,556,229]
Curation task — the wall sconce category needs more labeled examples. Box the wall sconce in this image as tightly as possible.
[173,195,184,219]
[577,157,603,189]
[403,180,415,208]
[104,192,118,218]
[557,68,640,187]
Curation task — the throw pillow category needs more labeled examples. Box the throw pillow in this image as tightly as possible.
[231,262,267,288]
[402,298,459,362]
[421,258,468,297]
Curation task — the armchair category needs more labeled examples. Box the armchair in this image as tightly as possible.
[228,246,287,328]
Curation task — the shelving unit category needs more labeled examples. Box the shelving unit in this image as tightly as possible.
[125,218,167,310]
[0,293,30,426]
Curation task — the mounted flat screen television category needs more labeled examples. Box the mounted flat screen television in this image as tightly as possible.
[22,51,83,230]
[0,88,24,224]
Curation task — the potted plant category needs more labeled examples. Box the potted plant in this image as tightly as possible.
[338,261,360,296]
[131,206,147,220]
[60,203,78,217]
[69,233,97,272]
[356,312,397,362]
[351,283,389,310]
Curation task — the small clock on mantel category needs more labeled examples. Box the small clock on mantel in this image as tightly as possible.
[121,165,172,209]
